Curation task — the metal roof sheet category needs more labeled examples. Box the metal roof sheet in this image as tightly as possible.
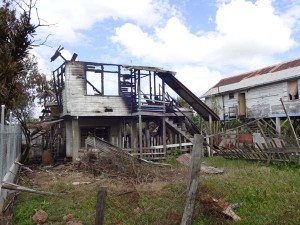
[203,59,300,97]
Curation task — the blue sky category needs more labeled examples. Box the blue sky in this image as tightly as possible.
[32,0,300,97]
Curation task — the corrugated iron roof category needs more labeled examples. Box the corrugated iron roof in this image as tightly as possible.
[204,58,300,97]
[212,58,300,88]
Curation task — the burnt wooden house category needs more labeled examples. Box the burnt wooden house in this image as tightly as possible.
[51,60,218,160]
[203,58,300,138]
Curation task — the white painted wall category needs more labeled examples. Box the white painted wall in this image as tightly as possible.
[62,62,130,117]
[205,79,300,120]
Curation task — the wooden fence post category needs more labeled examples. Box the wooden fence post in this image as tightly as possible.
[181,134,203,225]
[95,187,107,225]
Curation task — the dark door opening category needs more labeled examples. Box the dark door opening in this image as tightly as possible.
[238,93,246,116]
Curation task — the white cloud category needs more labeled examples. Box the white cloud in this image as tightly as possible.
[34,0,176,44]
[112,0,297,71]
[112,17,220,65]
[281,5,300,33]
[215,0,295,54]
[27,0,300,100]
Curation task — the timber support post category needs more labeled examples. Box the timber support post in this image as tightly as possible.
[181,134,203,225]
[71,118,80,161]
[95,187,107,225]
[275,117,281,137]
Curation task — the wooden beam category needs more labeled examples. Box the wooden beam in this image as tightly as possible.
[1,182,61,196]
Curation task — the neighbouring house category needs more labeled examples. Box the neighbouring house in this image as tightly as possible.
[46,60,218,161]
[202,58,300,134]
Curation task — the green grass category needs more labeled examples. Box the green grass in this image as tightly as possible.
[196,157,300,225]
[13,157,300,225]
[13,182,186,225]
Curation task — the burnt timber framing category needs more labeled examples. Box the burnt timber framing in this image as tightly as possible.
[51,61,219,161]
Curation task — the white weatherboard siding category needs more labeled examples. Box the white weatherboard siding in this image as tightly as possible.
[246,82,286,118]
[205,80,300,119]
[62,62,130,117]
[205,93,238,120]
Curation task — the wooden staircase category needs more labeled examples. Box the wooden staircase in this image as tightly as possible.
[165,117,194,142]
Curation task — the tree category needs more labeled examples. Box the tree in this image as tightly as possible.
[14,55,52,161]
[0,0,51,161]
[0,0,38,110]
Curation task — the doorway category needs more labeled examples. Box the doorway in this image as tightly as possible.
[238,93,246,116]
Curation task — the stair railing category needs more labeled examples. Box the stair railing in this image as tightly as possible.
[165,92,202,134]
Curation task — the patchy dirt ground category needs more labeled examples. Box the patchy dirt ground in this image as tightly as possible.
[12,159,191,225]
[22,160,188,192]
[12,155,248,225]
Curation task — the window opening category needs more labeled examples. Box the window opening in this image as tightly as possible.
[86,71,103,95]
[287,80,299,100]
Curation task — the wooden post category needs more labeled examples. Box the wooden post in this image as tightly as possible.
[130,121,137,150]
[275,117,281,137]
[162,81,167,155]
[72,118,80,162]
[95,187,107,225]
[138,70,143,157]
[101,65,104,95]
[280,98,300,148]
[154,73,156,98]
[145,122,150,148]
[149,71,152,99]
[181,134,203,225]
[208,114,213,157]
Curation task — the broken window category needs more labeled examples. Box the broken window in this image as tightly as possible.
[287,80,299,100]
[85,65,120,96]
[229,93,234,99]
[86,71,103,95]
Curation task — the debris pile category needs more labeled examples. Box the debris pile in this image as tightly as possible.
[77,150,167,183]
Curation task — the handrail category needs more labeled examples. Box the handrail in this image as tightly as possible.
[165,92,202,134]
[171,101,201,134]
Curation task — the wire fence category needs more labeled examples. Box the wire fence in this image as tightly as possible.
[0,123,22,211]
